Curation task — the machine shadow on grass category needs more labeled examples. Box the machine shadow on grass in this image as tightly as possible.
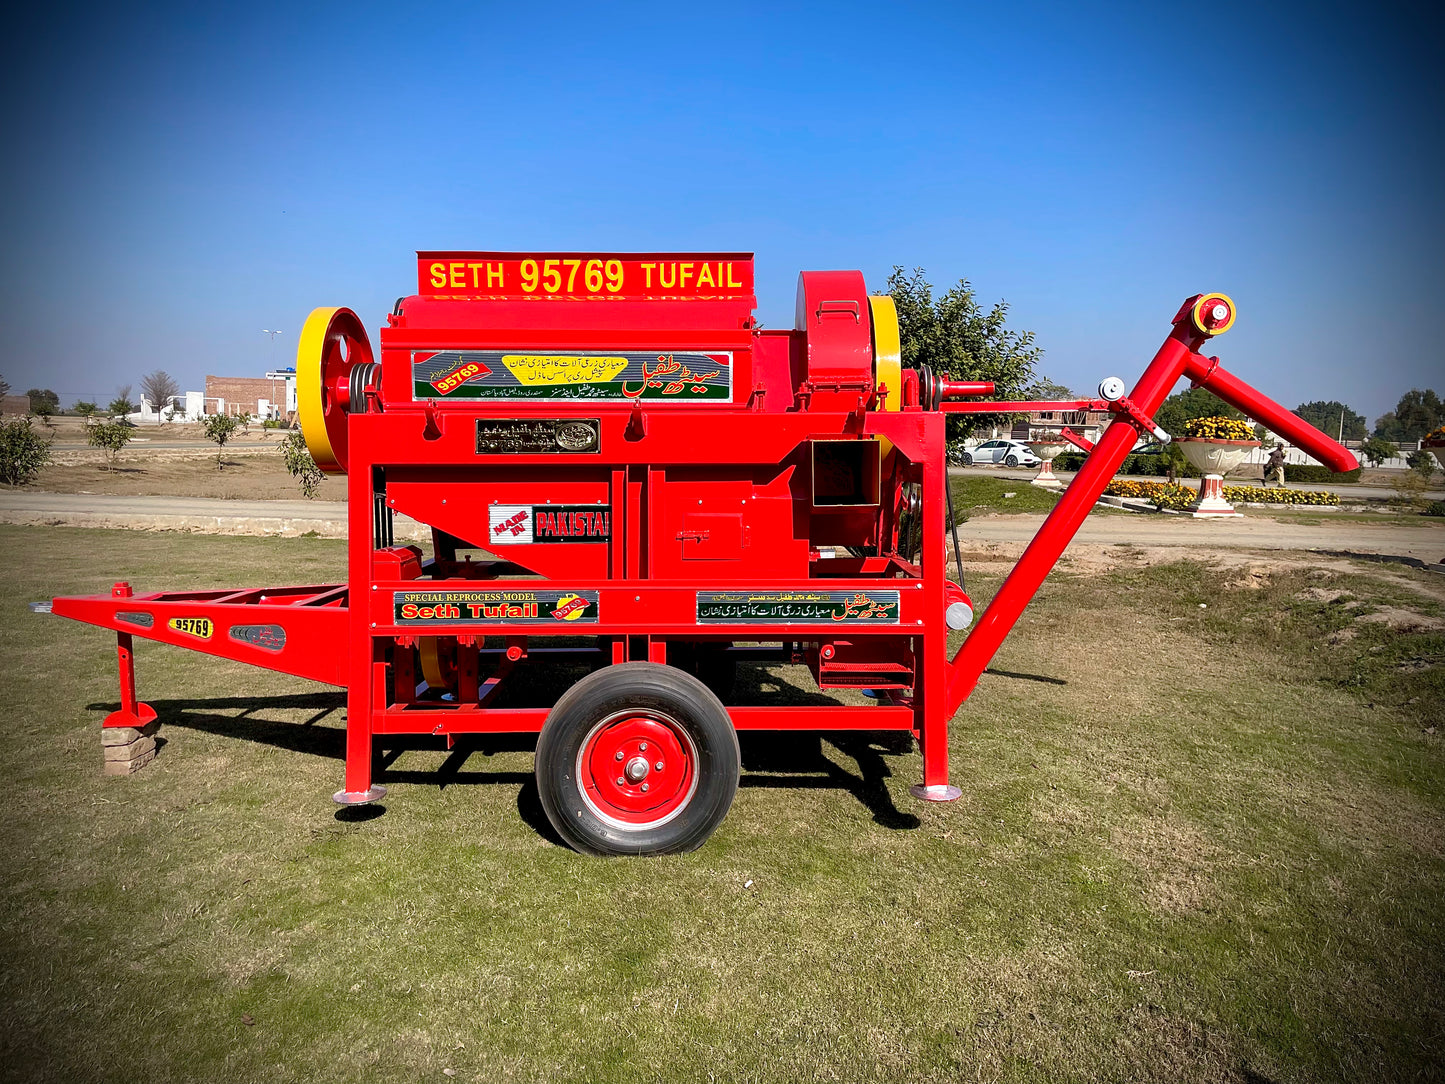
[84,658,925,837]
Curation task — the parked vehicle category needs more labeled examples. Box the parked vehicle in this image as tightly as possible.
[959,439,1041,468]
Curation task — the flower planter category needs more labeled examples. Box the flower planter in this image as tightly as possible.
[1176,438,1259,517]
[1424,440,1445,470]
[1026,441,1069,490]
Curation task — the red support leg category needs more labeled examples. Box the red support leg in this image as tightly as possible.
[335,465,385,806]
[912,419,961,802]
[104,584,157,729]
[105,631,158,729]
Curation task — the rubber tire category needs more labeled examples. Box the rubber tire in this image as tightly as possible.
[961,452,973,466]
[535,662,740,856]
[1005,454,1019,467]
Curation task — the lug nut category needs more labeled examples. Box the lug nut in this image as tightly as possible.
[616,776,625,786]
[639,742,647,752]
[625,756,650,782]
[615,750,624,761]
[641,783,650,792]
[655,761,664,771]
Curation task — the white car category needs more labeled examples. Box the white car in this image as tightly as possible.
[960,439,1041,468]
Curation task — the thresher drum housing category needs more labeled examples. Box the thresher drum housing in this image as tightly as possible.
[50,252,1357,855]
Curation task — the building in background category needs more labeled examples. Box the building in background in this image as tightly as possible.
[1007,406,1112,442]
[202,368,296,421]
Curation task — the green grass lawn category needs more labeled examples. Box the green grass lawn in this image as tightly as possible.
[1,526,1441,1083]
[950,474,1067,516]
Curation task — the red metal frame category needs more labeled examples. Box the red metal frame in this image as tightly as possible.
[50,258,1356,811]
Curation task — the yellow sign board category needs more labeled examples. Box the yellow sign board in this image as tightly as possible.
[168,617,213,639]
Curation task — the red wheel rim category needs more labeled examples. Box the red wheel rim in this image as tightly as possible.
[577,710,698,830]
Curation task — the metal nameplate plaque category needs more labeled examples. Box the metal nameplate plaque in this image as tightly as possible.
[394,589,600,625]
[475,418,600,455]
[488,504,610,545]
[696,590,901,624]
[418,350,732,402]
[229,624,287,651]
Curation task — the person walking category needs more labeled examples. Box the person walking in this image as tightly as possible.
[1264,444,1286,487]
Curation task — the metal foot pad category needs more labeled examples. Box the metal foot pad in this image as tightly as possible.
[909,783,962,802]
[333,785,387,805]
[105,702,158,728]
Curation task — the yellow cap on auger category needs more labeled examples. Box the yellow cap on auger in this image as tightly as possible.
[1190,293,1237,337]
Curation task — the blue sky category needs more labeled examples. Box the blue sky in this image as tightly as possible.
[2,0,1440,424]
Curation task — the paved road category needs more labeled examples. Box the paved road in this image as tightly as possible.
[2,491,1442,561]
[49,439,277,453]
[951,465,1445,501]
[0,492,357,538]
[966,512,1445,562]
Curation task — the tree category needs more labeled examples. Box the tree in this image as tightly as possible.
[32,399,55,428]
[887,266,1041,435]
[25,388,59,415]
[1152,387,1242,438]
[1296,400,1366,442]
[279,431,325,498]
[108,385,137,418]
[86,419,132,470]
[1375,389,1442,441]
[1026,377,1076,400]
[0,418,51,485]
[202,412,245,467]
[74,401,99,419]
[1407,450,1437,481]
[1358,436,1399,467]
[1159,441,1188,484]
[0,374,9,397]
[140,370,180,415]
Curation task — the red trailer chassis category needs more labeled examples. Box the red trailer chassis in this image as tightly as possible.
[51,255,1355,854]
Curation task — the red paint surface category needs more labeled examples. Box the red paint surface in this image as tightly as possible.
[52,265,1355,804]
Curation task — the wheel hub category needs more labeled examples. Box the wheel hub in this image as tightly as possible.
[579,711,697,828]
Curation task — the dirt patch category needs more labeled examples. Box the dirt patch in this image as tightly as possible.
[1224,564,1273,590]
[1356,607,1445,632]
[1296,586,1352,603]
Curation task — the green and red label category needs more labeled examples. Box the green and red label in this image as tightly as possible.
[696,590,901,624]
[414,350,732,402]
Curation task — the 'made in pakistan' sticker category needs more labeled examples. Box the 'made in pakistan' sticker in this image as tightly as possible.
[394,589,599,625]
[696,590,900,625]
[488,504,610,545]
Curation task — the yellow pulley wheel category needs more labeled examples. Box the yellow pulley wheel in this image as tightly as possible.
[418,637,456,692]
[869,295,902,411]
[297,306,374,475]
[1190,293,1237,337]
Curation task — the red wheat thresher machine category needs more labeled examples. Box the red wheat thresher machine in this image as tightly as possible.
[50,252,1356,855]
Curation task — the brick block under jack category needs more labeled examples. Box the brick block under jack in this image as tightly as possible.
[102,721,160,776]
